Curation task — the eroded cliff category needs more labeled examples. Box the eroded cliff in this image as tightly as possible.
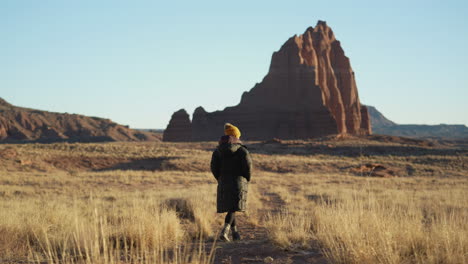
[164,21,371,141]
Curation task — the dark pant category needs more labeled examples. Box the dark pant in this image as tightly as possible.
[224,211,236,227]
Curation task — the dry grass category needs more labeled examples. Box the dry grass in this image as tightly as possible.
[0,189,216,263]
[0,137,466,263]
[263,175,468,264]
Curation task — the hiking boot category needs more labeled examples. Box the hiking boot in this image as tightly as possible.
[231,226,241,241]
[219,224,231,242]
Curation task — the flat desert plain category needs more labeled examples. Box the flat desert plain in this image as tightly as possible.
[0,135,466,264]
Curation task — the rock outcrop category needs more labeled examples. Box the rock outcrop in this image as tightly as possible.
[0,98,159,142]
[162,109,192,142]
[164,21,371,141]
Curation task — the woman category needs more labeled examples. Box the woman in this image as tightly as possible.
[210,123,252,241]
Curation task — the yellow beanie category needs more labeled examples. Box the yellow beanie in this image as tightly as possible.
[224,123,241,139]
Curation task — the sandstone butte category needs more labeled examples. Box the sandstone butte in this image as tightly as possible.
[0,97,159,142]
[163,21,372,141]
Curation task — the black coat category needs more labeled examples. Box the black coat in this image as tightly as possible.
[210,136,252,213]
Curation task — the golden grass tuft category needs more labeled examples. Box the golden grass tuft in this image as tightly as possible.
[0,195,214,263]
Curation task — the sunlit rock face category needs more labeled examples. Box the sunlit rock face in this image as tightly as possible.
[0,97,159,142]
[164,21,371,141]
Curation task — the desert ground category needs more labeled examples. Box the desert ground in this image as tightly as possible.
[0,135,467,264]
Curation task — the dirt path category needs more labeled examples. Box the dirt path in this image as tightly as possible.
[207,190,328,264]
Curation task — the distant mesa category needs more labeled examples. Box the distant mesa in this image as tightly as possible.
[164,21,372,141]
[0,98,160,143]
[366,106,396,128]
[367,106,468,139]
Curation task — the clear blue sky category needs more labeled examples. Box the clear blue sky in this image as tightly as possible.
[1,0,467,128]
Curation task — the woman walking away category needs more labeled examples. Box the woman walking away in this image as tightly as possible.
[210,123,252,241]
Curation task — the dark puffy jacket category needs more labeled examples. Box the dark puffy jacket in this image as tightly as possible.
[210,136,252,213]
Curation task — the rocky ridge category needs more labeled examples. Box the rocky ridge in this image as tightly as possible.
[0,98,159,142]
[367,105,468,139]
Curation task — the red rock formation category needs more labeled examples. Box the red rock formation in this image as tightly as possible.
[162,109,192,142]
[360,105,372,134]
[0,98,159,142]
[163,21,371,141]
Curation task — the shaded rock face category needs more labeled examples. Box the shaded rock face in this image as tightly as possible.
[162,109,192,142]
[0,98,159,142]
[360,105,372,134]
[164,21,371,141]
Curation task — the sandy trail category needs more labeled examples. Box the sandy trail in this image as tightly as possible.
[206,189,328,264]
